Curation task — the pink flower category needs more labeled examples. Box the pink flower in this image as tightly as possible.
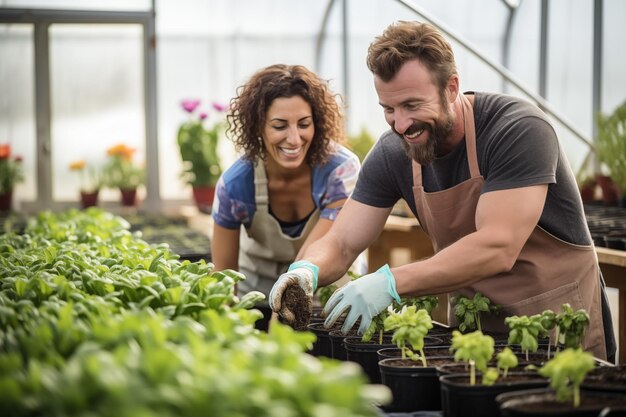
[182,99,201,113]
[212,102,229,112]
[199,112,208,120]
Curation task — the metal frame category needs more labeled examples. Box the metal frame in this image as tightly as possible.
[0,7,160,212]
[315,0,597,152]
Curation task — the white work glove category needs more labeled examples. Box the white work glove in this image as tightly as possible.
[322,264,401,335]
[269,260,319,318]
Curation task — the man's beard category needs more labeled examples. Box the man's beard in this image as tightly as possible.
[397,107,455,165]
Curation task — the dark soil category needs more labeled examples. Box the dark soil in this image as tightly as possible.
[437,361,536,376]
[277,284,312,331]
[583,364,626,393]
[383,357,457,367]
[503,390,626,413]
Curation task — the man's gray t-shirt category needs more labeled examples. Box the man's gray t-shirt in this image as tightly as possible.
[352,92,591,245]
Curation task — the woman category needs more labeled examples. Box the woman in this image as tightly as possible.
[211,64,365,329]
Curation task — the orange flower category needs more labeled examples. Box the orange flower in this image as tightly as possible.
[0,144,10,160]
[107,143,136,161]
[69,160,86,171]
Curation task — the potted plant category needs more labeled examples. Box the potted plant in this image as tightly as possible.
[177,99,228,213]
[69,159,101,208]
[497,348,624,416]
[0,143,24,212]
[596,100,626,206]
[440,331,549,417]
[377,305,442,412]
[102,143,144,206]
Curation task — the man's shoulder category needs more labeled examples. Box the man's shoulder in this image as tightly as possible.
[474,92,548,121]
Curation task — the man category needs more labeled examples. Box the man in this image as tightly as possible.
[268,21,615,361]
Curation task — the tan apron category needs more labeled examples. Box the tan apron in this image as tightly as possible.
[238,161,320,299]
[411,94,607,359]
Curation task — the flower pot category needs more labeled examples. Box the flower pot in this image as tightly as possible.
[329,329,357,361]
[192,186,215,214]
[440,372,549,417]
[596,175,620,206]
[344,335,395,383]
[0,189,12,212]
[496,387,626,416]
[306,322,332,358]
[378,357,442,412]
[120,187,137,207]
[80,190,99,209]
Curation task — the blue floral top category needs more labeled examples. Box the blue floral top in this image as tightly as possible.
[212,145,360,237]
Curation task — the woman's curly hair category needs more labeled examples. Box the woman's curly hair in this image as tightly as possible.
[227,64,345,166]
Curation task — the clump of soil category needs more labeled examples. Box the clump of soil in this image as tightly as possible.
[278,284,312,331]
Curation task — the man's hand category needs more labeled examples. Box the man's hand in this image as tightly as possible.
[269,261,318,322]
[322,264,401,335]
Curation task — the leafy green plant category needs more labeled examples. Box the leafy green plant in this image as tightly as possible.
[538,348,595,408]
[0,143,24,194]
[452,292,499,332]
[556,303,589,349]
[505,313,549,361]
[596,100,626,194]
[0,208,391,417]
[496,347,518,378]
[101,143,144,189]
[399,295,439,315]
[450,330,495,385]
[383,306,433,366]
[539,309,558,358]
[177,100,227,187]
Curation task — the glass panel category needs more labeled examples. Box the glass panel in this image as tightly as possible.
[0,0,150,11]
[49,23,144,202]
[0,23,36,206]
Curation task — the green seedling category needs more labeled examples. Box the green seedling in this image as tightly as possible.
[450,330,495,385]
[496,347,518,378]
[556,303,589,349]
[452,292,499,332]
[539,309,557,358]
[539,348,595,407]
[384,306,433,367]
[505,313,549,361]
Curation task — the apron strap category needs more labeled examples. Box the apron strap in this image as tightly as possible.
[254,161,269,212]
[460,94,480,178]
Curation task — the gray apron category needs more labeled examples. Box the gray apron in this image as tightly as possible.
[238,161,320,299]
[411,94,608,359]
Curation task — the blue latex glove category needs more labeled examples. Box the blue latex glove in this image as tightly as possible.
[269,260,319,321]
[322,264,401,335]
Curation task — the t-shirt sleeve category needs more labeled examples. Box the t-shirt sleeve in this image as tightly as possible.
[352,133,404,208]
[319,151,360,221]
[211,173,252,230]
[481,115,558,194]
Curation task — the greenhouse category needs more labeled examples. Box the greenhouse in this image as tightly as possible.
[1,0,625,416]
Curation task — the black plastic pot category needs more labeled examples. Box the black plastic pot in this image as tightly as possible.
[378,357,442,412]
[496,387,626,416]
[329,329,356,360]
[343,335,395,383]
[306,322,332,358]
[440,372,549,417]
